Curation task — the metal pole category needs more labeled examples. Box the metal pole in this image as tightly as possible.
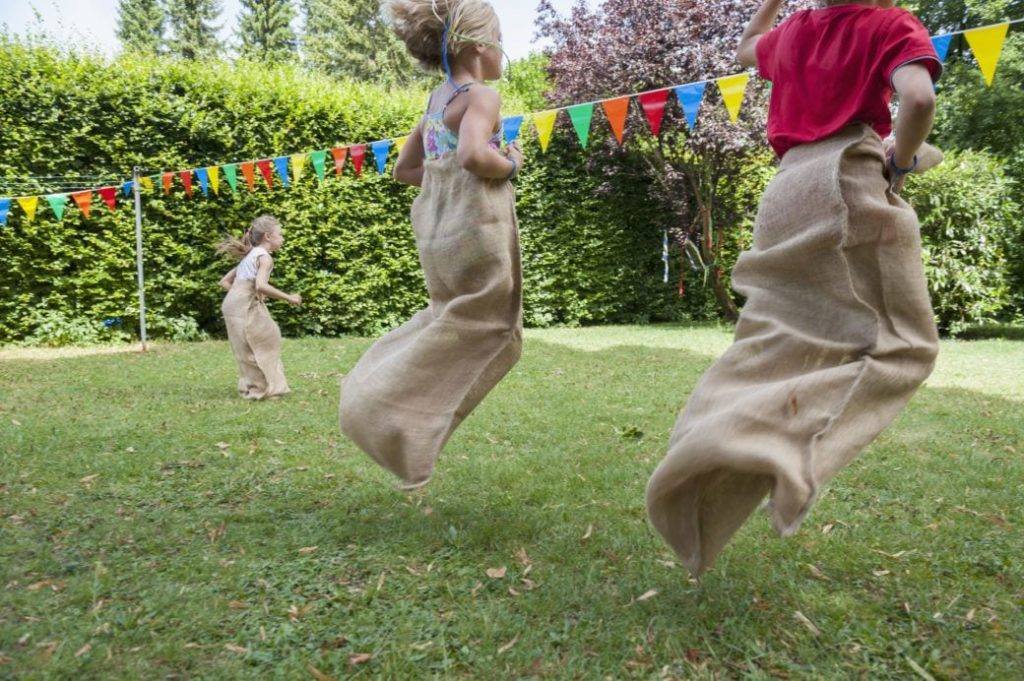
[132,166,148,351]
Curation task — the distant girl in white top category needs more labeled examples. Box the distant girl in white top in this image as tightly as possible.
[217,215,301,400]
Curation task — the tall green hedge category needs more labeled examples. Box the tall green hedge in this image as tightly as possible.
[0,38,686,343]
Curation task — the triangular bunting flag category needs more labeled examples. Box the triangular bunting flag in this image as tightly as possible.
[638,90,671,137]
[17,196,39,222]
[717,73,750,123]
[965,22,1009,86]
[0,198,10,227]
[291,153,307,184]
[371,140,393,175]
[931,34,953,63]
[179,170,194,198]
[601,97,630,144]
[162,172,173,194]
[567,103,594,149]
[395,136,410,153]
[98,187,117,212]
[675,82,708,130]
[331,147,348,177]
[195,168,210,197]
[273,157,289,188]
[240,162,256,191]
[533,110,558,153]
[502,115,524,145]
[310,150,327,182]
[220,164,235,192]
[208,166,220,195]
[140,176,153,192]
[256,159,274,188]
[350,145,366,177]
[46,194,67,221]
[122,181,135,198]
[71,191,92,219]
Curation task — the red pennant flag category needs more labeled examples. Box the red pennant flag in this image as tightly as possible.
[98,186,117,212]
[179,170,193,197]
[162,172,173,194]
[240,161,256,191]
[638,90,671,137]
[349,144,366,177]
[602,96,630,144]
[330,147,348,177]
[71,191,92,219]
[256,159,274,188]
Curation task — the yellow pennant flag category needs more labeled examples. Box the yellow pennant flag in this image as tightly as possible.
[965,22,1009,86]
[717,73,750,123]
[533,110,559,153]
[291,153,307,184]
[208,166,220,194]
[395,136,409,153]
[17,196,39,221]
[140,176,154,191]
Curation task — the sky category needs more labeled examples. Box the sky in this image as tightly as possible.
[0,0,594,61]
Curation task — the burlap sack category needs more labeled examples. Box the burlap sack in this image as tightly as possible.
[340,153,523,487]
[222,278,290,399]
[646,125,940,575]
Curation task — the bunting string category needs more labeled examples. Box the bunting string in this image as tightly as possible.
[1,19,1020,228]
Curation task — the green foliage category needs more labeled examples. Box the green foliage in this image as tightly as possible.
[238,0,298,63]
[116,0,167,55]
[903,149,1022,335]
[166,0,225,59]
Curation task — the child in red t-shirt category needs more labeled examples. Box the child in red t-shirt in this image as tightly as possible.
[647,0,943,576]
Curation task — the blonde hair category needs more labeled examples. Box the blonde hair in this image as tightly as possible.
[217,214,281,259]
[383,0,499,71]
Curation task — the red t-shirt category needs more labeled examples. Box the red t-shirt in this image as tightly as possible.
[756,5,942,158]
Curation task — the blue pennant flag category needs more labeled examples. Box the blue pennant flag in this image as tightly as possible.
[122,181,134,197]
[195,168,210,196]
[274,156,290,188]
[0,198,10,227]
[931,34,953,63]
[502,115,524,144]
[675,82,708,131]
[371,140,393,175]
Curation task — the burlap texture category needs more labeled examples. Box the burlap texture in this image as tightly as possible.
[646,125,940,575]
[340,153,523,487]
[222,278,290,400]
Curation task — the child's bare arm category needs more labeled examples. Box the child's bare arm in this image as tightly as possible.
[737,0,786,67]
[219,267,237,291]
[456,87,519,180]
[889,63,937,191]
[394,125,426,187]
[254,255,301,306]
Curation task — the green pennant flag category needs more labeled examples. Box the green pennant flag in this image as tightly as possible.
[223,163,238,192]
[46,194,68,221]
[310,150,327,182]
[567,103,594,149]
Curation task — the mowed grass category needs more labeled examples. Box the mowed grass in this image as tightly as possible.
[1,325,1021,679]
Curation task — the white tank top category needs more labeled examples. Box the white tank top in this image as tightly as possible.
[236,246,269,281]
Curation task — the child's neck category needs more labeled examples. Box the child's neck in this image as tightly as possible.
[450,61,485,85]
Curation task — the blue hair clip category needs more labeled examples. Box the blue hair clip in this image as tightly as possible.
[441,19,455,85]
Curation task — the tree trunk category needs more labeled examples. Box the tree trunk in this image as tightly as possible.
[699,205,740,323]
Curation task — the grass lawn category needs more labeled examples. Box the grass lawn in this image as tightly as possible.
[1,325,1021,679]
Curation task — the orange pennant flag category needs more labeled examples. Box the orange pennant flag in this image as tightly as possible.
[602,97,630,144]
[240,161,256,190]
[98,186,117,212]
[162,172,173,194]
[330,147,348,176]
[71,191,92,219]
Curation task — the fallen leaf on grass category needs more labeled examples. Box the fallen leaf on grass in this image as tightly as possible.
[872,570,891,577]
[224,644,249,654]
[410,642,433,651]
[74,643,92,657]
[508,587,520,597]
[582,524,593,540]
[806,564,830,581]
[80,474,99,485]
[497,636,519,655]
[966,609,976,622]
[0,654,11,665]
[307,663,336,681]
[793,611,820,636]
[470,581,483,597]
[296,466,309,472]
[17,633,31,646]
[348,653,372,665]
[906,656,937,681]
[298,546,318,555]
[636,590,658,602]
[486,566,507,579]
[515,547,532,567]
[228,600,247,610]
[215,442,231,449]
